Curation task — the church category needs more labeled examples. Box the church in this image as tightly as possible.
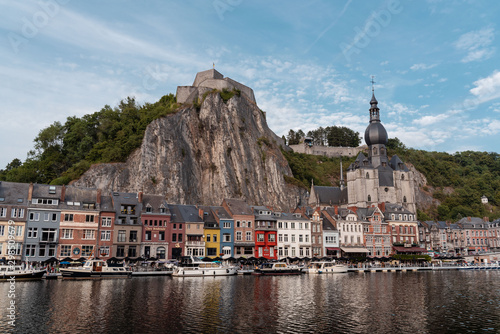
[309,90,416,214]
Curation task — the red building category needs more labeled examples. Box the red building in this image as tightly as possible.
[140,195,170,260]
[98,195,115,261]
[252,206,277,260]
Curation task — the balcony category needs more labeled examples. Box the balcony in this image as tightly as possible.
[186,241,205,246]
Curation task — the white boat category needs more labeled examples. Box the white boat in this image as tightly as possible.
[172,257,237,277]
[253,262,304,275]
[304,261,348,274]
[0,264,46,281]
[60,259,131,279]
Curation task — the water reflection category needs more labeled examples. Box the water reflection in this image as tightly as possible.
[0,271,499,333]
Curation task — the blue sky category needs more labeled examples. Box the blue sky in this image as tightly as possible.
[1,0,500,168]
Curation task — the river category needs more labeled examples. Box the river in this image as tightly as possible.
[1,271,499,333]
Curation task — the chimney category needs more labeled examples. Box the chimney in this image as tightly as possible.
[348,206,358,213]
[467,217,471,222]
[334,206,338,215]
[138,191,143,203]
[96,189,102,205]
[199,208,204,219]
[28,183,33,201]
[483,217,489,222]
[61,185,66,202]
[378,202,386,212]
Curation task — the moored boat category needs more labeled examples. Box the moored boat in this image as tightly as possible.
[172,256,237,277]
[0,265,46,281]
[304,261,348,274]
[60,259,131,279]
[253,262,304,275]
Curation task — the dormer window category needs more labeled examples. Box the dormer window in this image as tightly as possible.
[146,206,152,213]
[49,186,56,194]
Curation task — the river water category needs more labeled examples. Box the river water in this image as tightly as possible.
[1,271,499,334]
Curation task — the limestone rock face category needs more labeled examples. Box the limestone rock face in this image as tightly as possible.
[407,163,439,210]
[74,93,299,210]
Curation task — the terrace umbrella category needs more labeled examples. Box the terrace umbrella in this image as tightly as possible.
[311,257,320,261]
[76,257,87,262]
[202,257,212,262]
[213,257,222,261]
[107,257,119,263]
[247,257,258,262]
[258,257,268,262]
[226,257,236,262]
[60,261,70,265]
[146,257,158,262]
[61,257,73,262]
[302,257,311,261]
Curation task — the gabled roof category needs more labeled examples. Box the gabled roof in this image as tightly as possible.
[390,155,409,172]
[312,186,347,206]
[176,204,202,222]
[223,198,253,215]
[349,152,373,170]
[210,206,233,220]
[142,194,169,214]
[0,181,29,205]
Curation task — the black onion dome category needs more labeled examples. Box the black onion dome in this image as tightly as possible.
[364,122,388,146]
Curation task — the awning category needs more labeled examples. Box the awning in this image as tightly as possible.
[326,247,341,251]
[393,246,427,253]
[341,247,369,253]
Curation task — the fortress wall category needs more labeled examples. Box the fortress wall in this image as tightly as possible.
[193,69,223,86]
[176,86,198,104]
[289,144,364,157]
[224,77,256,104]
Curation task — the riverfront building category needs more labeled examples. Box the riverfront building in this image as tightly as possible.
[140,194,170,259]
[0,182,29,261]
[211,206,234,259]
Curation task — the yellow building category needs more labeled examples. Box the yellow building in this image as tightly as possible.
[200,206,221,258]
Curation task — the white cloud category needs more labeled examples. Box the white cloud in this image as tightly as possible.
[454,27,495,63]
[438,78,448,83]
[413,113,449,126]
[468,70,500,104]
[410,63,438,71]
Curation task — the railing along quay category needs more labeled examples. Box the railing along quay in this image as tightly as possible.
[347,264,500,273]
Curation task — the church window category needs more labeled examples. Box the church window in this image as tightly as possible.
[373,147,378,155]
[368,195,371,202]
[401,174,405,180]
[380,148,385,155]
[403,196,407,203]
[366,172,369,179]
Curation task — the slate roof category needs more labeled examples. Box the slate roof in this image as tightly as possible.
[384,203,413,218]
[390,155,409,172]
[224,198,253,215]
[277,212,309,222]
[252,205,276,221]
[349,152,373,170]
[59,186,98,211]
[0,181,29,205]
[199,205,218,227]
[210,206,233,221]
[142,194,169,214]
[176,204,202,222]
[356,207,378,221]
[312,186,347,205]
[377,165,394,187]
[100,195,114,212]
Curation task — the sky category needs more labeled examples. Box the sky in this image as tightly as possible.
[1,0,500,168]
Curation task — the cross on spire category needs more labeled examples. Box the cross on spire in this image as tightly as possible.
[371,75,376,92]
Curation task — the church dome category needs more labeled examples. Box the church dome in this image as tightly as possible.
[364,122,388,146]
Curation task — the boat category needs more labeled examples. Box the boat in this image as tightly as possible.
[172,256,237,277]
[59,259,131,279]
[0,264,46,281]
[252,262,304,275]
[304,261,348,274]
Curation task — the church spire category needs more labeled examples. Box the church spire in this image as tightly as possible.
[369,76,380,123]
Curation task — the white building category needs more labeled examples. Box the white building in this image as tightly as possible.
[276,212,311,259]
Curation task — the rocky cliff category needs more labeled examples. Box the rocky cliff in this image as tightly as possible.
[74,92,300,210]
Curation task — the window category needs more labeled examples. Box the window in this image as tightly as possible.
[223,222,231,228]
[178,234,182,242]
[127,246,137,257]
[291,222,295,229]
[48,245,56,257]
[11,208,21,218]
[304,223,308,229]
[172,233,177,242]
[223,233,231,242]
[64,214,74,221]
[403,196,407,203]
[278,234,283,242]
[291,234,296,242]
[366,172,369,179]
[86,215,95,223]
[25,244,36,257]
[207,248,217,256]
[41,229,57,242]
[0,208,6,217]
[159,231,165,241]
[299,235,303,243]
[15,226,22,236]
[236,231,242,241]
[247,221,252,228]
[101,231,111,241]
[156,247,166,259]
[83,230,95,240]
[179,224,182,230]
[129,231,138,242]
[236,221,240,227]
[284,234,288,242]
[245,232,252,241]
[44,213,50,221]
[213,234,217,242]
[39,246,46,257]
[268,234,275,242]
[61,229,73,239]
[145,231,152,241]
[368,195,372,202]
[312,236,315,244]
[117,246,125,257]
[257,234,265,242]
[278,222,283,229]
[99,246,110,257]
[27,227,38,238]
[146,206,152,213]
[102,217,112,227]
[117,230,126,242]
[82,245,93,257]
[60,245,71,257]
[206,234,211,242]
